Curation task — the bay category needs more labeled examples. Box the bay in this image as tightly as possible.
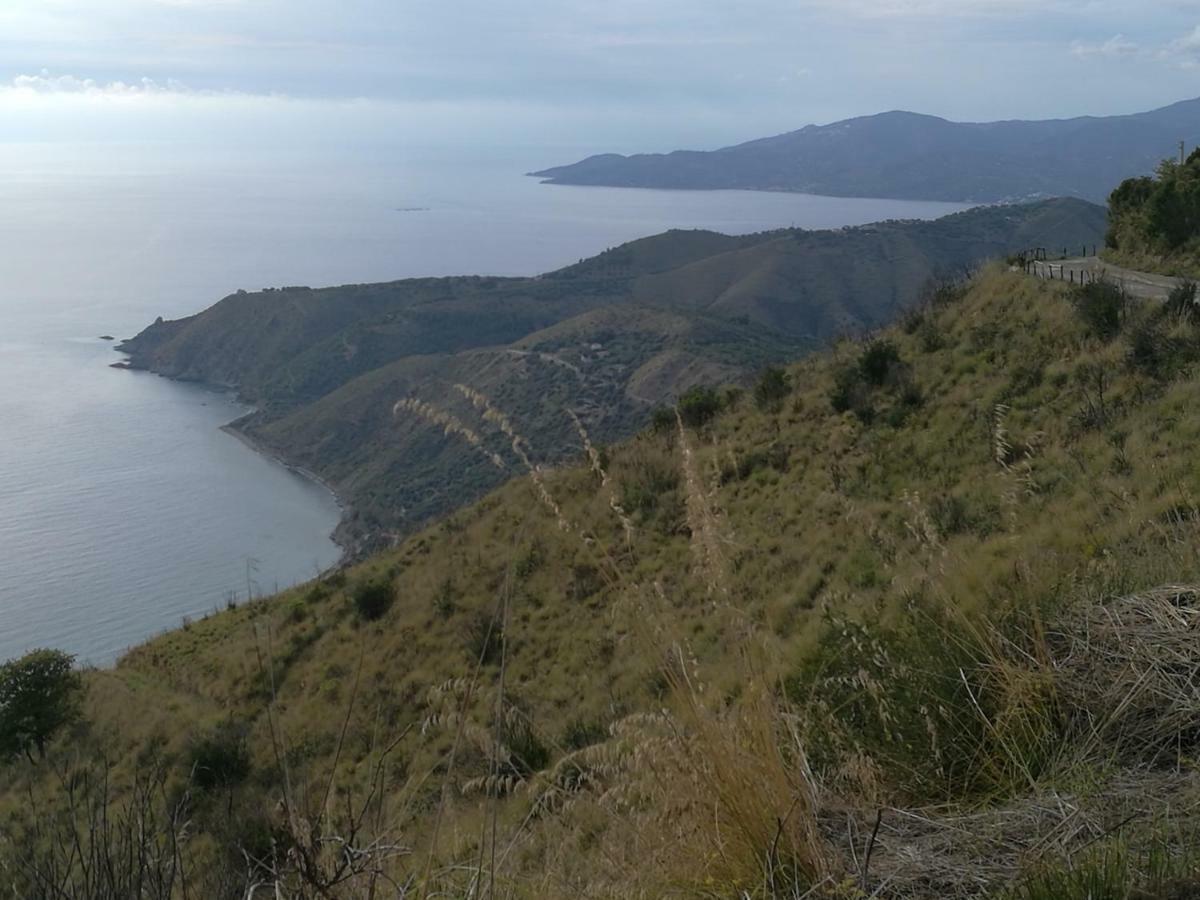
[0,142,971,664]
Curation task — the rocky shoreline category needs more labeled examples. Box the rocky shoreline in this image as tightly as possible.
[217,418,359,566]
[110,344,363,568]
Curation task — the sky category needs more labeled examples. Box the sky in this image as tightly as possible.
[2,0,1200,159]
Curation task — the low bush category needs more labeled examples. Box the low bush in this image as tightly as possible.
[926,275,970,308]
[829,340,918,425]
[561,717,608,751]
[1165,280,1199,319]
[677,385,721,428]
[616,441,680,517]
[1007,844,1200,900]
[433,577,457,618]
[650,407,675,432]
[188,722,252,791]
[830,363,875,423]
[930,493,1001,538]
[858,339,903,386]
[352,578,395,621]
[786,601,1065,801]
[501,709,551,779]
[752,366,791,411]
[723,441,792,483]
[1071,280,1128,340]
[568,563,603,602]
[465,611,503,665]
[514,542,543,578]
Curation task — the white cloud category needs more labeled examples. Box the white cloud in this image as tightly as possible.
[1163,25,1200,67]
[10,70,192,96]
[149,0,246,6]
[1070,34,1139,58]
[0,70,312,114]
[802,0,1078,19]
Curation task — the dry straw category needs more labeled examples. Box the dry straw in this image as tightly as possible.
[454,383,571,531]
[567,408,635,548]
[675,408,731,596]
[392,397,506,471]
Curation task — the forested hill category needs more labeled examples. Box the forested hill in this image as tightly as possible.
[118,198,1105,550]
[531,97,1200,203]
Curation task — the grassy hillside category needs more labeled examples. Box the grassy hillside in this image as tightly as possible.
[9,264,1200,896]
[532,97,1200,203]
[117,199,1105,551]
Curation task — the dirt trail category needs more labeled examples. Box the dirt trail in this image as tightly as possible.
[1029,257,1186,301]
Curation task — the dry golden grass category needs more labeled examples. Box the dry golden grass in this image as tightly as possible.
[10,266,1200,897]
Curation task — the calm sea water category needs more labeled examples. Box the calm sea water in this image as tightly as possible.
[0,143,970,664]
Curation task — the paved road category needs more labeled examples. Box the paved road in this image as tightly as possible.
[1029,257,1186,301]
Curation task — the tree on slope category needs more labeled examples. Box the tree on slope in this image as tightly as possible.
[0,649,83,763]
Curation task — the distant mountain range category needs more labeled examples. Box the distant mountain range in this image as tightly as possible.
[531,98,1200,203]
[118,199,1104,553]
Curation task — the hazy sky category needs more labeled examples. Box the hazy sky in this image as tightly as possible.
[3,0,1200,157]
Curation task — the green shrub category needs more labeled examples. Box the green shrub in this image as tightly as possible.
[677,385,721,428]
[465,612,503,665]
[1127,313,1200,382]
[1072,280,1128,340]
[1108,160,1200,257]
[1006,841,1200,900]
[561,717,608,751]
[650,407,675,432]
[898,379,924,410]
[926,275,970,308]
[303,582,329,604]
[568,563,603,602]
[352,578,395,621]
[900,304,927,335]
[188,722,251,791]
[724,442,792,483]
[1107,175,1155,250]
[514,542,544,578]
[858,339,903,386]
[930,494,1001,538]
[433,577,458,618]
[1004,363,1045,399]
[501,712,551,779]
[786,603,1064,800]
[830,341,917,424]
[1128,320,1171,379]
[617,443,680,517]
[1165,280,1199,319]
[830,364,874,423]
[753,366,791,411]
[917,317,946,353]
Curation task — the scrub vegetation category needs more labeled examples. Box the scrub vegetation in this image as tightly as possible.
[116,199,1104,553]
[7,265,1200,897]
[1107,150,1200,277]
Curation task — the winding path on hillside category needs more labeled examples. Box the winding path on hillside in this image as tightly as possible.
[1029,257,1186,301]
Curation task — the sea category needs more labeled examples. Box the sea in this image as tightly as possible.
[0,142,971,665]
